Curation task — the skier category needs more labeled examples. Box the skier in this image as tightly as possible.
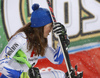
[0,4,67,78]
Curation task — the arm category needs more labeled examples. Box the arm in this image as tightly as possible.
[45,22,69,64]
[0,32,26,78]
[45,22,70,65]
[45,43,64,64]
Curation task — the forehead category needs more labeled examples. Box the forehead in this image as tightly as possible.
[45,23,53,27]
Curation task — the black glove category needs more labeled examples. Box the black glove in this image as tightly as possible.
[28,67,41,78]
[53,22,67,36]
[53,22,70,46]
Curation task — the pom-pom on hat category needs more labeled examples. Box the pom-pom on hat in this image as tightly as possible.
[30,4,52,27]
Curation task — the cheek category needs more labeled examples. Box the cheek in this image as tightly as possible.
[44,28,47,33]
[45,30,49,33]
[44,28,48,36]
[44,27,49,33]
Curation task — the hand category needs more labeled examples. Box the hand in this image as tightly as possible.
[53,22,67,36]
[28,67,41,78]
[53,22,70,46]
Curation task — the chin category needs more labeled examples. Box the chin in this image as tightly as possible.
[44,36,47,38]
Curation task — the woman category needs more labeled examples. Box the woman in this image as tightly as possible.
[0,4,66,78]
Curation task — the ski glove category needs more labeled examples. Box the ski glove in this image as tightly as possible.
[53,22,70,46]
[28,67,41,78]
[53,22,67,36]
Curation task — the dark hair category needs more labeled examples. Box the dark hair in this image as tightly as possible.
[9,22,47,56]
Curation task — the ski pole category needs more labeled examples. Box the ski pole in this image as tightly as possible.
[46,0,72,77]
[46,0,83,78]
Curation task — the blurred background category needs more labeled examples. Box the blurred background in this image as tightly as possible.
[0,0,100,78]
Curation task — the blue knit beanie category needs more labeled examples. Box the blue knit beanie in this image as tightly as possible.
[30,4,52,27]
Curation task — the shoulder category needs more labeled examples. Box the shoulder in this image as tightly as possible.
[9,32,27,45]
[16,32,26,38]
[12,32,26,39]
